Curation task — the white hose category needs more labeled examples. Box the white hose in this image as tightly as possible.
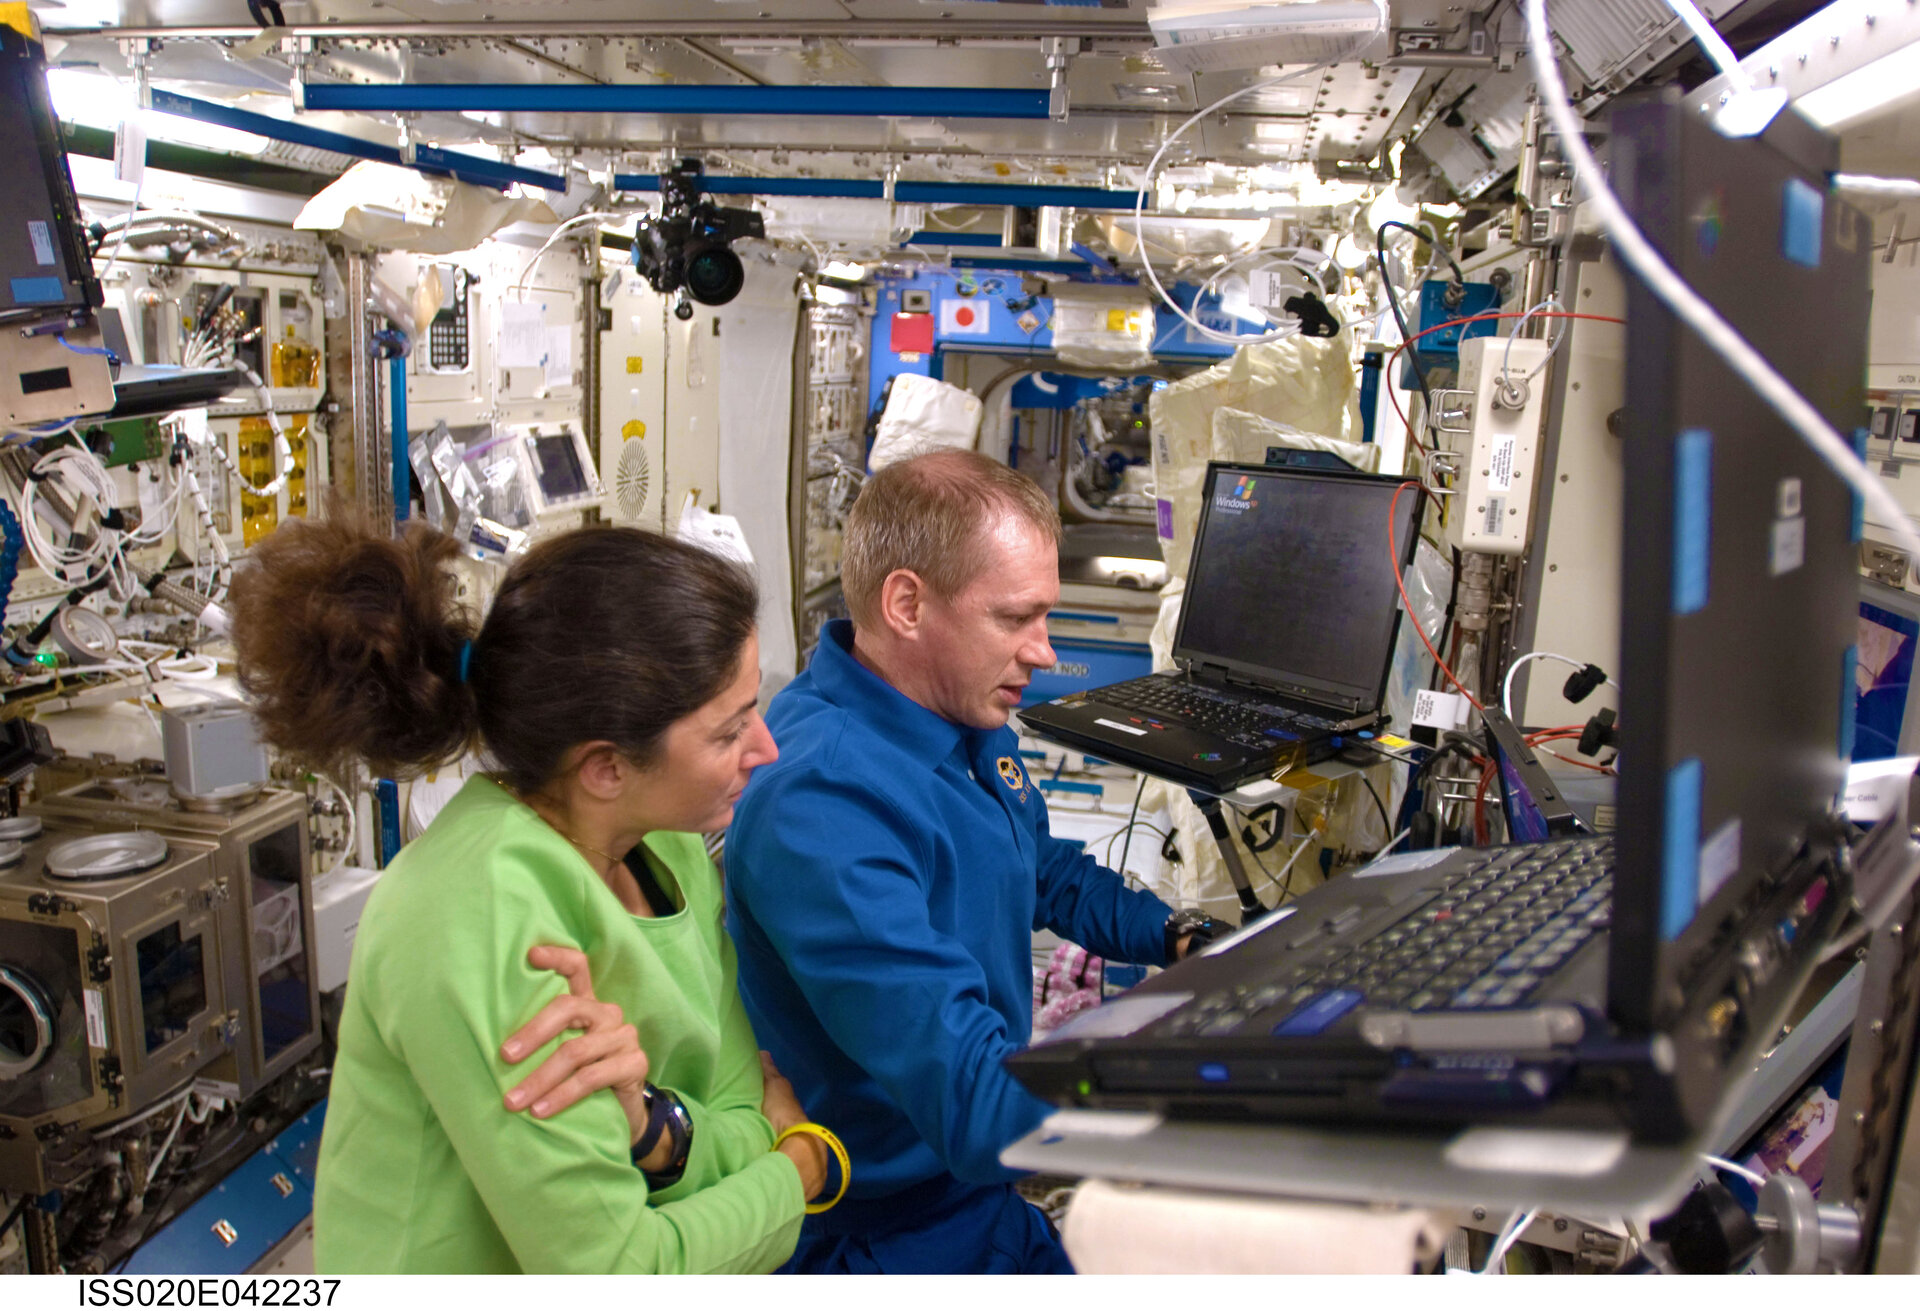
[1129,1,1386,346]
[1525,0,1920,571]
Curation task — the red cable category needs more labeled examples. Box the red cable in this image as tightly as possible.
[1383,310,1626,453]
[1388,480,1485,712]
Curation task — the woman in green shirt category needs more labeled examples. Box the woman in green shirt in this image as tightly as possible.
[228,515,831,1273]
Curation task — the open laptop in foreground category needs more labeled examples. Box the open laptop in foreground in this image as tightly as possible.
[1008,95,1866,1142]
[1017,461,1421,793]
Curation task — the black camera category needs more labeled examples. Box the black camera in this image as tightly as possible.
[631,159,765,314]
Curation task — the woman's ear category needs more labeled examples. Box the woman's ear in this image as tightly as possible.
[568,742,631,802]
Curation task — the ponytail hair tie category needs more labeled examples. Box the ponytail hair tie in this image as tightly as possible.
[458,640,475,684]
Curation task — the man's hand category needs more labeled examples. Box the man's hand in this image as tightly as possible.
[501,945,663,1165]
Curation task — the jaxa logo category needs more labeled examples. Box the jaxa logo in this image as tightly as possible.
[996,756,1032,803]
[1214,474,1258,514]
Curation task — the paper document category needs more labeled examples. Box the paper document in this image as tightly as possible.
[544,326,573,388]
[498,302,545,369]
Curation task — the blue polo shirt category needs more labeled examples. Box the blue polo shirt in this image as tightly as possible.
[726,620,1174,1203]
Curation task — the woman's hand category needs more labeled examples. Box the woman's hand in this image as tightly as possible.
[760,1053,827,1200]
[502,945,665,1167]
[759,1052,807,1135]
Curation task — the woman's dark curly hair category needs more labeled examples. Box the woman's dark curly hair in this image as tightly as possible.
[229,507,759,791]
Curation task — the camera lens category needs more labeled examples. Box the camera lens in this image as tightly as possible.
[684,246,745,306]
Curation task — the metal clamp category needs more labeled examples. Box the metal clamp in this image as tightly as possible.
[1428,387,1475,435]
[1420,446,1462,497]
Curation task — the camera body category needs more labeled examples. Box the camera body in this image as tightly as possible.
[631,159,765,312]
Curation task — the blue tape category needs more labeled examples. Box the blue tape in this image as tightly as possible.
[1662,758,1704,940]
[1673,428,1712,615]
[1272,990,1364,1036]
[1853,427,1870,543]
[1782,177,1824,269]
[10,277,64,305]
[1841,642,1859,760]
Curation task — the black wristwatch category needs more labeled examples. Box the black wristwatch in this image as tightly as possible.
[1164,908,1230,963]
[630,1084,695,1189]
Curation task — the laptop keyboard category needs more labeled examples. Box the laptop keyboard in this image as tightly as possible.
[1099,676,1339,744]
[1163,836,1615,1037]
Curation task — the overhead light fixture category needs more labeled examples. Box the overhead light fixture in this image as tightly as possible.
[1796,36,1920,128]
[1253,121,1307,142]
[1112,83,1183,103]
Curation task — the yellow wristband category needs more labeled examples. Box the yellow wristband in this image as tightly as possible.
[775,1122,851,1214]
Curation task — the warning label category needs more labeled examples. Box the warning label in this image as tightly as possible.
[1488,432,1516,492]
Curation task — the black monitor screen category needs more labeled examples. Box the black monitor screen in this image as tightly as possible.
[530,434,588,502]
[1175,465,1415,709]
[0,30,96,324]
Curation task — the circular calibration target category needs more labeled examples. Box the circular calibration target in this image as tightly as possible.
[0,815,44,844]
[51,607,120,665]
[0,964,55,1077]
[45,831,169,881]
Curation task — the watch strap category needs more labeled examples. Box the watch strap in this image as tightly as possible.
[630,1084,671,1165]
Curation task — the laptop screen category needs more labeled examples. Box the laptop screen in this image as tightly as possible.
[1173,464,1418,712]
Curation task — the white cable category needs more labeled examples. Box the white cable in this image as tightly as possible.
[318,774,357,878]
[1481,1206,1540,1274]
[1500,297,1568,389]
[20,446,122,587]
[1130,3,1385,347]
[96,167,148,290]
[1501,650,1618,721]
[176,457,232,601]
[1264,828,1319,898]
[147,1097,190,1176]
[514,212,627,299]
[1660,0,1750,90]
[1525,0,1920,571]
[1835,173,1920,197]
[1703,1153,1767,1186]
[236,368,294,498]
[155,652,220,681]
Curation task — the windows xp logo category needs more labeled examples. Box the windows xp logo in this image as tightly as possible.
[1216,474,1258,512]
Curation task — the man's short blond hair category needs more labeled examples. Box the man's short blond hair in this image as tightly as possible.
[841,448,1062,628]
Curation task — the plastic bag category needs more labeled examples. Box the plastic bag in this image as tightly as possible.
[869,373,982,472]
[1148,335,1356,575]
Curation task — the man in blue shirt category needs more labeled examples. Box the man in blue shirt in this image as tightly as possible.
[727,449,1204,1274]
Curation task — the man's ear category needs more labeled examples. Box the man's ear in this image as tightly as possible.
[876,567,928,640]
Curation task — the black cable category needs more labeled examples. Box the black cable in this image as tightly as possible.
[1431,545,1462,692]
[1358,773,1394,840]
[1375,220,1461,413]
[1114,774,1148,890]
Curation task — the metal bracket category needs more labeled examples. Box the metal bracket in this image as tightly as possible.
[1420,446,1462,497]
[119,39,154,112]
[285,36,314,112]
[1428,387,1474,435]
[1043,37,1078,122]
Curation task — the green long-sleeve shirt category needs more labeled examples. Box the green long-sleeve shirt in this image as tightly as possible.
[312,775,804,1273]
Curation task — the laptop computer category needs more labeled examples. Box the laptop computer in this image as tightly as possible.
[1017,462,1422,793]
[1007,94,1866,1142]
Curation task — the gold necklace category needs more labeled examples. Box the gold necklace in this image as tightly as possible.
[561,831,625,873]
[506,780,626,873]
